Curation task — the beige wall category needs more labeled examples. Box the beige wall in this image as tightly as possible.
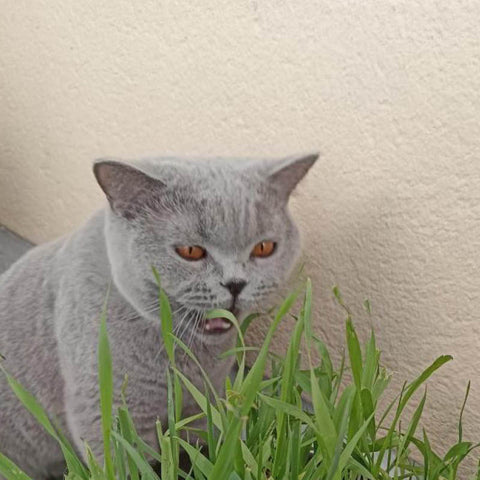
[1,0,480,468]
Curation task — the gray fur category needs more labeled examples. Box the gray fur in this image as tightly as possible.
[0,153,317,479]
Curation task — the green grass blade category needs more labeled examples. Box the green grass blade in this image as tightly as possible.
[177,439,213,477]
[239,290,298,416]
[272,282,307,477]
[362,330,378,390]
[0,452,32,480]
[151,267,175,365]
[330,413,375,480]
[85,442,107,480]
[110,432,158,480]
[375,355,452,471]
[400,355,452,412]
[209,292,298,478]
[98,312,114,480]
[173,369,223,430]
[396,390,427,465]
[346,318,363,392]
[118,407,139,480]
[172,329,227,425]
[240,440,258,474]
[310,365,337,461]
[458,380,470,443]
[205,392,216,463]
[1,368,88,478]
[259,394,318,430]
[166,370,178,480]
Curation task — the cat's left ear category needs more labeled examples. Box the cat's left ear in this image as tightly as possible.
[266,152,319,200]
[93,159,166,219]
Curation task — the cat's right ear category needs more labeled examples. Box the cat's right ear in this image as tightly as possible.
[93,160,165,220]
[265,152,319,202]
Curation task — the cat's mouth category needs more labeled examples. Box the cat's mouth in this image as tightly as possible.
[204,316,233,334]
[203,307,238,335]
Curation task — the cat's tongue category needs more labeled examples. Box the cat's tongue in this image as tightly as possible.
[205,317,233,334]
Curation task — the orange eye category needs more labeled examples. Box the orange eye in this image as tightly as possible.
[175,245,206,261]
[251,241,276,258]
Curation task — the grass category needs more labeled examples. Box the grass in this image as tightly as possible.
[1,276,479,479]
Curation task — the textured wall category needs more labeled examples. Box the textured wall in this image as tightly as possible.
[1,0,480,469]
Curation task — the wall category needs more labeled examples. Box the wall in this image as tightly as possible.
[1,0,480,470]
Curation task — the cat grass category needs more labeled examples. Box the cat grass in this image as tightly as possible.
[1,279,479,480]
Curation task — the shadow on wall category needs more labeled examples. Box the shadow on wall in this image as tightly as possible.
[0,226,32,274]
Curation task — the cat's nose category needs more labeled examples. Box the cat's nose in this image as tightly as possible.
[222,280,247,297]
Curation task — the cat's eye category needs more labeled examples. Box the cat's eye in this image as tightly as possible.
[251,241,276,258]
[175,245,206,261]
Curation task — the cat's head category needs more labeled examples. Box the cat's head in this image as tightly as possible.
[94,154,317,343]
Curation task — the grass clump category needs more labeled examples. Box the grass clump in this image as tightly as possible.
[1,277,479,479]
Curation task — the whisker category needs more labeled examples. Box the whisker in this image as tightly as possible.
[187,310,202,352]
[153,306,191,362]
[177,308,194,342]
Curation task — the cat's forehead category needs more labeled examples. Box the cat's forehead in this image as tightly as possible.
[137,156,263,185]
[193,180,277,243]
[171,189,280,249]
[138,156,273,208]
[137,157,281,245]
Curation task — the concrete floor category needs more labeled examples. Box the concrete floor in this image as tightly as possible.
[0,225,32,275]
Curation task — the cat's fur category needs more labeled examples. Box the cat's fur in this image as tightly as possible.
[0,153,317,479]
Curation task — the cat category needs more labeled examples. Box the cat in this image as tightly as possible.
[0,153,317,479]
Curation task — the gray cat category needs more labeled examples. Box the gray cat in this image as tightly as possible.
[0,153,317,479]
